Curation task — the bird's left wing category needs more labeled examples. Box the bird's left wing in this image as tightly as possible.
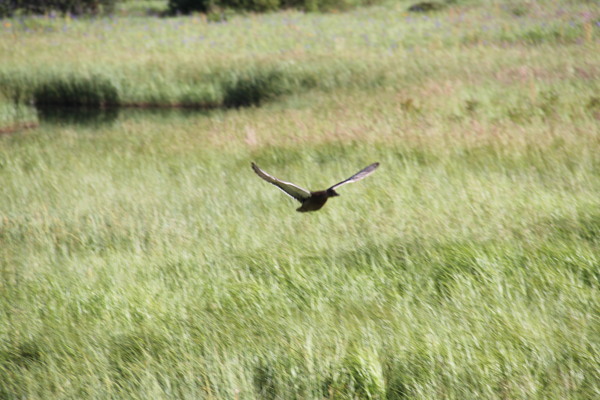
[329,162,380,190]
[251,163,311,203]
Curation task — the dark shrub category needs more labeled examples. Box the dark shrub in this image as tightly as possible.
[407,1,444,13]
[168,0,381,14]
[0,0,116,16]
[168,0,213,14]
[169,0,282,13]
[221,0,281,12]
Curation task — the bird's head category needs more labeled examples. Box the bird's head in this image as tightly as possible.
[327,189,340,197]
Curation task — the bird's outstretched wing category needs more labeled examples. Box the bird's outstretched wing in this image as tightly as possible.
[251,163,311,203]
[328,162,380,190]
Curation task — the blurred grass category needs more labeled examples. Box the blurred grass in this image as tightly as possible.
[1,0,599,399]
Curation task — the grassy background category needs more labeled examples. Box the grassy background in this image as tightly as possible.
[1,0,600,398]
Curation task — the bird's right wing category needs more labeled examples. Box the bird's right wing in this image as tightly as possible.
[251,163,311,203]
[329,162,380,190]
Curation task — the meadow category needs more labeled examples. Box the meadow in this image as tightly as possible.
[1,0,600,398]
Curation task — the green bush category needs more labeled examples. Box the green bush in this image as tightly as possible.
[168,0,213,14]
[0,0,116,17]
[168,0,379,14]
[169,0,281,13]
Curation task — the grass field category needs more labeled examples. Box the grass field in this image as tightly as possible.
[1,0,600,398]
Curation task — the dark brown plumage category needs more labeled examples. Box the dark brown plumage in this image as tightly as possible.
[251,162,379,212]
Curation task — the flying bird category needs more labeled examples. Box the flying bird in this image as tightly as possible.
[251,162,380,212]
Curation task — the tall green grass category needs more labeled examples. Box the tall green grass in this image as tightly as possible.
[1,0,599,398]
[1,86,598,398]
[33,74,120,107]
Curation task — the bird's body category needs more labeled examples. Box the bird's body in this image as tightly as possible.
[296,189,337,212]
[251,162,379,212]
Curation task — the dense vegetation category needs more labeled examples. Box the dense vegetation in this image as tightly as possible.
[166,0,383,13]
[1,0,599,398]
[0,0,117,17]
[0,0,387,16]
